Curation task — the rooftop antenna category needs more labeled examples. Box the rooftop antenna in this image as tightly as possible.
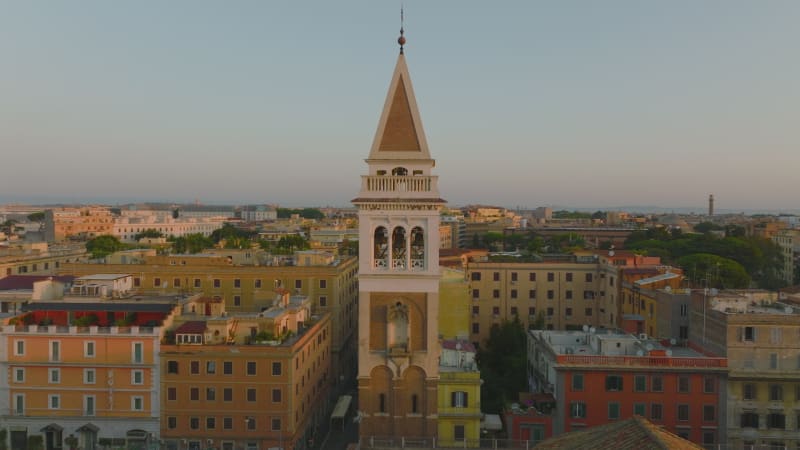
[398,6,406,54]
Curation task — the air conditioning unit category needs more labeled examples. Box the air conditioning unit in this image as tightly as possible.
[207,438,214,444]
[639,333,648,340]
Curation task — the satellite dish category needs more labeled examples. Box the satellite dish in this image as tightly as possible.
[582,325,589,332]
[608,250,615,257]
[669,338,677,345]
[636,350,644,356]
[455,342,462,350]
[664,286,672,292]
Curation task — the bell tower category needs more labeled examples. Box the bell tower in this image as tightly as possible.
[353,26,444,439]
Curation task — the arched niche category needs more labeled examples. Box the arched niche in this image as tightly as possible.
[387,301,410,352]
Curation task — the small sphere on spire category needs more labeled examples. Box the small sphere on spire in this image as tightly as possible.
[398,35,406,46]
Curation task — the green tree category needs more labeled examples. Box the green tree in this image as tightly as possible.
[170,233,213,254]
[86,235,127,259]
[27,211,45,222]
[475,318,528,413]
[693,222,723,234]
[276,208,325,220]
[677,253,750,289]
[134,229,164,240]
[276,235,310,252]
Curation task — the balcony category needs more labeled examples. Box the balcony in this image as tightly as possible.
[556,354,727,369]
[3,325,159,336]
[357,175,441,200]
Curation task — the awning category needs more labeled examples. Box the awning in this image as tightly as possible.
[77,423,99,433]
[481,414,503,431]
[126,429,148,439]
[40,423,63,432]
[331,395,352,420]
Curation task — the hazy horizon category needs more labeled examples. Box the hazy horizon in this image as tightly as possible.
[2,2,798,210]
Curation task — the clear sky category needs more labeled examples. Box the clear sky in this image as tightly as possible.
[1,1,798,211]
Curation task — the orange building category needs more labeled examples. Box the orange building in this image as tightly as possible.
[528,329,728,447]
[1,297,179,450]
[160,292,332,450]
[44,207,115,242]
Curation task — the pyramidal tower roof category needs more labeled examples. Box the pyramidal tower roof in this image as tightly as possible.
[367,51,432,162]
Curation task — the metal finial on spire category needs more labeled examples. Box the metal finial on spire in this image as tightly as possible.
[398,6,406,54]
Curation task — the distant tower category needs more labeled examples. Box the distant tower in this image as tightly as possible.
[353,22,444,439]
[708,194,714,216]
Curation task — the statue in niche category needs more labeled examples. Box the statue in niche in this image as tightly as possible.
[387,301,409,352]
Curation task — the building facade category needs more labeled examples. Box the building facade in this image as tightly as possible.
[353,41,445,439]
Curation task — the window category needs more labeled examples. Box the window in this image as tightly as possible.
[133,276,141,287]
[168,417,177,429]
[679,326,688,339]
[566,273,573,282]
[451,391,468,407]
[319,296,327,307]
[234,295,241,306]
[547,290,554,300]
[677,404,689,421]
[703,405,716,421]
[50,340,60,362]
[608,402,620,420]
[234,278,241,288]
[167,387,176,401]
[492,306,500,316]
[565,307,573,316]
[13,367,24,383]
[472,289,480,299]
[191,361,200,374]
[529,273,536,281]
[678,376,690,393]
[14,394,24,415]
[651,404,663,421]
[132,396,143,411]
[585,307,593,316]
[492,289,500,299]
[85,396,96,416]
[585,273,593,282]
[247,417,256,430]
[583,290,594,300]
[272,389,282,402]
[190,417,200,430]
[767,413,786,429]
[247,388,256,402]
[741,412,759,428]
[511,272,518,282]
[547,307,554,316]
[223,417,233,430]
[605,375,623,391]
[190,388,199,401]
[167,360,179,374]
[272,362,281,375]
[48,394,60,409]
[223,361,233,375]
[703,376,715,393]
[529,289,537,299]
[206,387,216,401]
[510,306,518,316]
[634,375,646,392]
[454,425,465,441]
[84,369,96,384]
[295,279,302,289]
[680,304,688,317]
[319,279,327,289]
[493,272,500,282]
[49,368,60,384]
[247,361,257,375]
[213,279,221,288]
[703,432,715,446]
[153,277,161,288]
[411,394,419,413]
[14,339,25,356]
[770,353,778,369]
[85,341,96,357]
[572,374,584,391]
[207,361,216,375]
[770,384,783,401]
[471,272,481,281]
[173,278,181,288]
[634,403,646,417]
[547,273,554,282]
[565,290,573,300]
[528,307,536,316]
[132,370,144,385]
[510,289,518,299]
[771,328,782,344]
[379,393,386,413]
[472,323,479,334]
[472,306,479,315]
[743,383,756,400]
[255,279,262,288]
[223,388,233,402]
[272,418,281,431]
[570,402,587,418]
[743,326,755,342]
[194,278,201,288]
[132,342,143,363]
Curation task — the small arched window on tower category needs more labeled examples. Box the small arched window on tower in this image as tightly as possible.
[391,167,408,176]
[391,227,406,270]
[410,226,425,271]
[374,227,388,269]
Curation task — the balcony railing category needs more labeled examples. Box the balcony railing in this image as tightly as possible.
[556,354,727,368]
[362,175,436,194]
[3,325,159,336]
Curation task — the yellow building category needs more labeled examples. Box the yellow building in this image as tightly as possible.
[1,242,87,279]
[620,269,683,337]
[60,252,358,383]
[0,292,180,449]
